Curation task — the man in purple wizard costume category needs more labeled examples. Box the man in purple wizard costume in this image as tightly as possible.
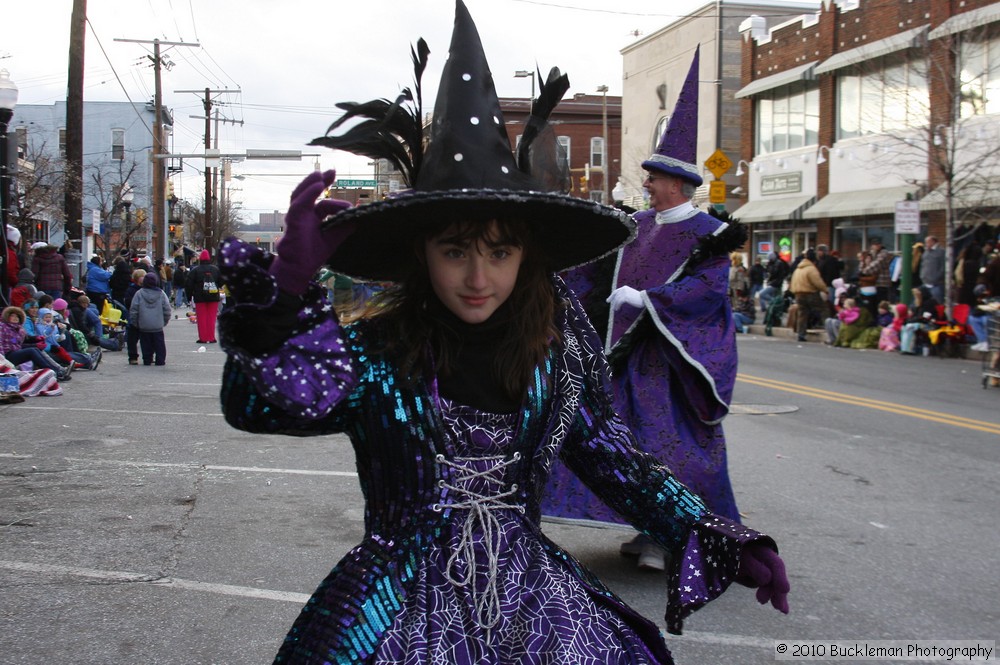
[542,46,746,571]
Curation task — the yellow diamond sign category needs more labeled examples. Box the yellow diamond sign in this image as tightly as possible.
[704,149,733,180]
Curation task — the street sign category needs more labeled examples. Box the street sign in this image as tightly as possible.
[894,200,920,234]
[709,179,727,203]
[704,149,733,180]
[336,179,377,188]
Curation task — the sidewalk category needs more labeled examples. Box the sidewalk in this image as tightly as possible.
[743,323,985,360]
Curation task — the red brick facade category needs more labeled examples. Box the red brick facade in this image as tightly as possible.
[739,0,1000,247]
[500,93,622,203]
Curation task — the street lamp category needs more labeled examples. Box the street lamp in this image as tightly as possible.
[612,179,626,204]
[121,182,134,252]
[514,70,535,101]
[0,69,19,307]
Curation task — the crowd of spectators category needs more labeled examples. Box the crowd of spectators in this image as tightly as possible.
[733,226,1000,367]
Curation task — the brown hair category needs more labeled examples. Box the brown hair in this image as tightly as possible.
[347,218,560,402]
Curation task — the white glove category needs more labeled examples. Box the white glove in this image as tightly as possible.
[607,285,644,311]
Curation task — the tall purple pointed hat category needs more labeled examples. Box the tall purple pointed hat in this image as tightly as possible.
[310,0,634,282]
[641,45,703,186]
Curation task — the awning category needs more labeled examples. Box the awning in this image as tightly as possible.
[929,4,1000,39]
[735,62,817,99]
[731,195,815,223]
[802,186,917,219]
[920,178,1000,211]
[814,26,929,75]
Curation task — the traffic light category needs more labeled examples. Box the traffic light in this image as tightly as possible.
[169,225,176,238]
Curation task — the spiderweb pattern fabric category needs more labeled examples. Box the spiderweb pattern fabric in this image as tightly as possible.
[371,398,659,664]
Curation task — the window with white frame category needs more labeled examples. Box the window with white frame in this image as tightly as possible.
[836,53,928,138]
[557,135,571,171]
[590,137,605,169]
[959,25,1000,117]
[754,81,819,154]
[589,190,605,204]
[112,129,125,160]
[58,128,66,156]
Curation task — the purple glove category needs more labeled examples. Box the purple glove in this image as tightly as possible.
[739,543,790,614]
[268,170,354,296]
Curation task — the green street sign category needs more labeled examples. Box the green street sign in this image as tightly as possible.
[336,179,377,188]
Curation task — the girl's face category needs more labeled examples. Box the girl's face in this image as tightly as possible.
[7,313,20,324]
[425,221,524,325]
[41,314,53,324]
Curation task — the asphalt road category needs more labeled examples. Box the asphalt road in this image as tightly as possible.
[1,317,997,664]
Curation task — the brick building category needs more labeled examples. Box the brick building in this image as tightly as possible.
[500,92,621,204]
[733,0,1000,272]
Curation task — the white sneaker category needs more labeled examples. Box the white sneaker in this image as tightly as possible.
[971,342,989,352]
[637,543,666,571]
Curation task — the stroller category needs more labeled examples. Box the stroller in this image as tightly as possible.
[764,290,794,336]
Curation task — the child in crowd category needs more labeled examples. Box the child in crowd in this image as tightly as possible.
[879,303,908,352]
[52,298,93,360]
[0,306,73,381]
[124,268,147,365]
[833,297,873,347]
[36,307,100,370]
[876,300,893,327]
[129,273,171,366]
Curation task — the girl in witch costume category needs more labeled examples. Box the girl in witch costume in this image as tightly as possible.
[217,3,788,663]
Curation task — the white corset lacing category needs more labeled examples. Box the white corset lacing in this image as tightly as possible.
[432,452,525,636]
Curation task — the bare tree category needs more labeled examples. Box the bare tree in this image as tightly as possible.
[10,140,65,243]
[84,158,143,259]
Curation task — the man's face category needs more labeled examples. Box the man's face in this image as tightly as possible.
[642,171,685,212]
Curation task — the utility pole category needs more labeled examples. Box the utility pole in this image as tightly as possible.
[65,0,86,267]
[177,88,239,252]
[115,38,197,260]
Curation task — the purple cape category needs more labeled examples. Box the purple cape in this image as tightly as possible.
[544,205,741,522]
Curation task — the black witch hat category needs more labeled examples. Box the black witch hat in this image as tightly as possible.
[310,0,634,282]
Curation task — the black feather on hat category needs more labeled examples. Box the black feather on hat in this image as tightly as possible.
[309,0,634,282]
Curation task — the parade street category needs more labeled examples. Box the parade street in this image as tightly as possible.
[2,319,997,664]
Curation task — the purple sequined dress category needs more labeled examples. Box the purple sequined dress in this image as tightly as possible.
[372,398,660,663]
[216,239,771,664]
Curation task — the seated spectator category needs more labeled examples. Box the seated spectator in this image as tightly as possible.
[879,303,908,352]
[69,295,122,352]
[731,289,756,333]
[0,306,73,381]
[51,297,93,360]
[10,269,38,308]
[36,306,100,370]
[833,298,873,347]
[900,286,939,355]
[875,300,893,328]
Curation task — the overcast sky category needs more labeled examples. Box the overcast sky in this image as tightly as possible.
[6,0,737,219]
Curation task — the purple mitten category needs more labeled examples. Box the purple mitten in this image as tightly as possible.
[739,543,790,614]
[268,170,354,296]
